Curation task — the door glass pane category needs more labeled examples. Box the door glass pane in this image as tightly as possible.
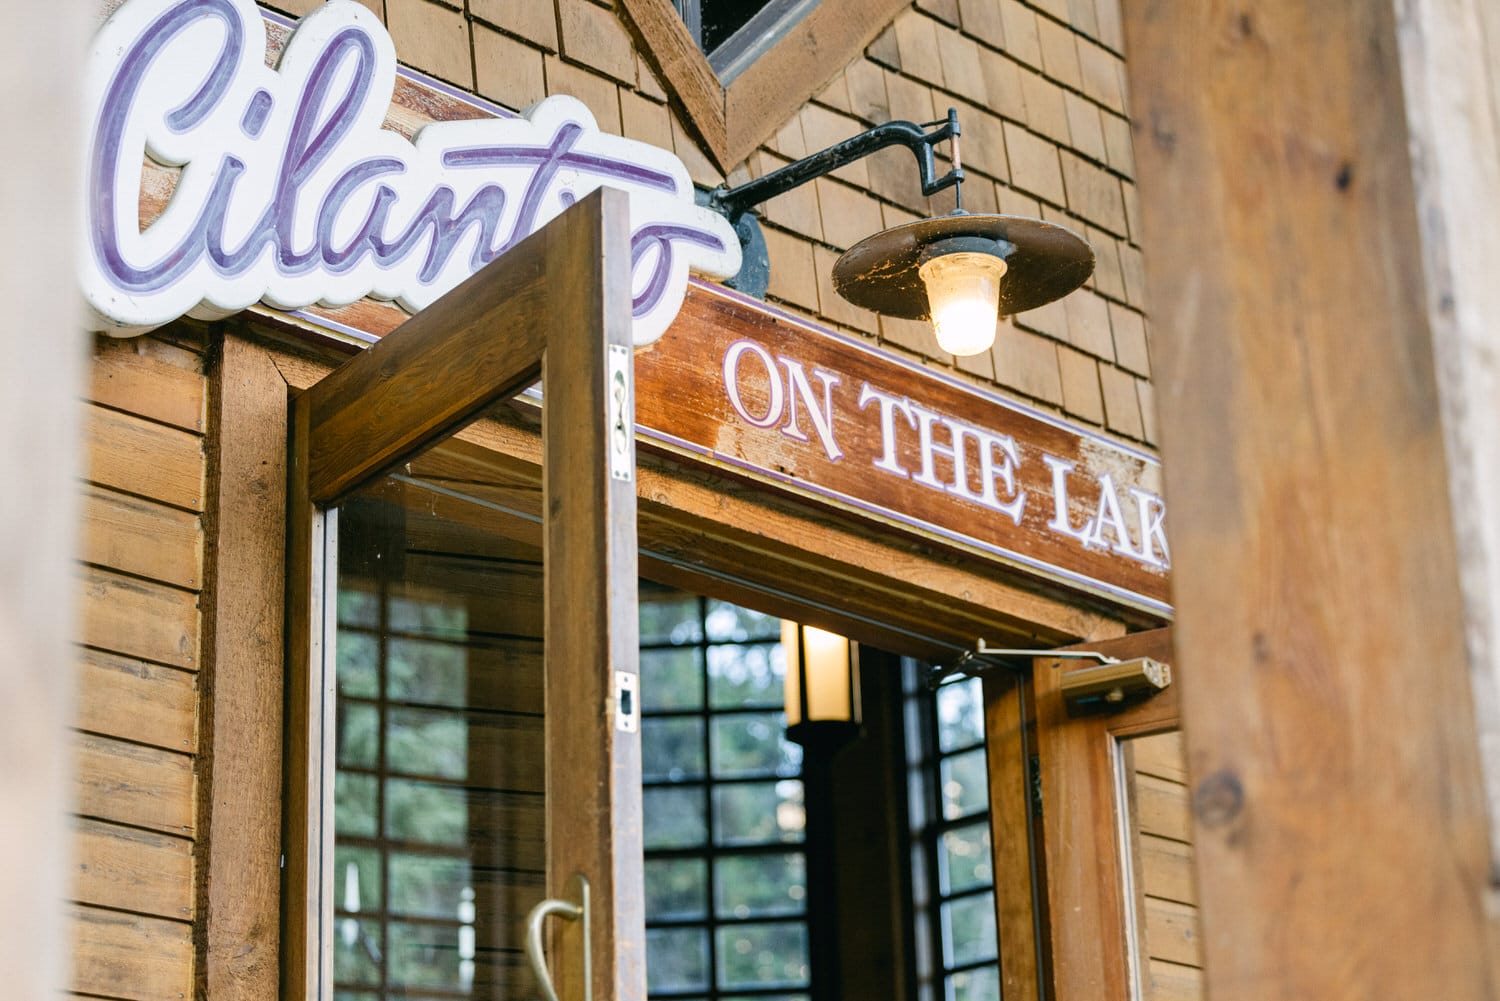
[331,459,546,1001]
[647,926,711,992]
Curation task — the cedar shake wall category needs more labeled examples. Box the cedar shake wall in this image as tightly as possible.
[265,0,1157,446]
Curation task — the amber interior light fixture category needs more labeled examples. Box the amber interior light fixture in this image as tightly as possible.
[782,621,861,749]
[707,109,1095,358]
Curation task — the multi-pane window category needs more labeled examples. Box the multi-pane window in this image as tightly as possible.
[906,667,1001,1001]
[331,498,547,1001]
[640,590,811,1001]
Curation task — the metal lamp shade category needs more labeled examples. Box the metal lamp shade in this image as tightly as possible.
[831,213,1095,320]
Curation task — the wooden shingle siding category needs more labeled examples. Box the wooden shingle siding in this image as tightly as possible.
[73,331,206,1001]
[253,0,1159,446]
[1129,730,1204,1001]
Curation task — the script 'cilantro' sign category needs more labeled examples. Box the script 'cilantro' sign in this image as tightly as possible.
[83,0,740,341]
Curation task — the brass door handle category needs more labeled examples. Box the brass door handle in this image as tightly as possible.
[525,875,592,1001]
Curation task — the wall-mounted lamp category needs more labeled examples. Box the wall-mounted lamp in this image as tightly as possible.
[706,109,1095,358]
[782,621,861,749]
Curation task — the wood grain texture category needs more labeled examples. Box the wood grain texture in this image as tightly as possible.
[1035,627,1175,1001]
[90,335,206,433]
[620,0,910,172]
[1138,834,1194,906]
[301,215,556,504]
[72,819,194,921]
[1128,732,1202,999]
[722,0,912,168]
[73,732,196,837]
[79,566,200,670]
[81,485,203,590]
[540,188,645,1001]
[198,334,288,1001]
[618,0,726,155]
[70,904,194,1001]
[83,403,206,512]
[635,286,1170,613]
[1146,959,1203,1001]
[1130,730,1186,784]
[982,672,1042,1001]
[1123,1,1500,996]
[1143,897,1200,969]
[76,648,197,754]
[1132,773,1191,844]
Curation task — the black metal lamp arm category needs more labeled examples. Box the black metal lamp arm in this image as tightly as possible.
[708,108,964,221]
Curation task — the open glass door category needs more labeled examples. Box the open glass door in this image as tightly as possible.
[285,190,642,1001]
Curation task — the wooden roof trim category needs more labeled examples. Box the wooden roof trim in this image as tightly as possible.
[621,0,912,172]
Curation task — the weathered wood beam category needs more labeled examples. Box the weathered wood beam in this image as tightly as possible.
[1122,0,1499,996]
[199,335,287,1001]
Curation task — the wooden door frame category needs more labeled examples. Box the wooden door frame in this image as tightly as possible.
[1033,628,1177,1001]
[282,188,642,1001]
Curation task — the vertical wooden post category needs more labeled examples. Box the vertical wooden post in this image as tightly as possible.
[981,674,1043,1001]
[0,4,87,1000]
[201,335,288,1000]
[1122,1,1500,997]
[542,187,644,1001]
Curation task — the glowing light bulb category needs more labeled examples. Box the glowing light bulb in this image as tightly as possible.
[782,621,853,726]
[919,252,1008,356]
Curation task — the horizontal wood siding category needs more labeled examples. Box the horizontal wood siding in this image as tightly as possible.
[1129,731,1203,1001]
[73,332,206,1001]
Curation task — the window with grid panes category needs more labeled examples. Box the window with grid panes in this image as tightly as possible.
[639,589,811,1000]
[331,496,548,1001]
[905,665,1001,1001]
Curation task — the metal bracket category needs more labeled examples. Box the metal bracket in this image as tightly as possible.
[607,344,634,484]
[704,108,966,300]
[525,874,592,1001]
[927,639,1120,688]
[1059,657,1171,709]
[614,670,639,733]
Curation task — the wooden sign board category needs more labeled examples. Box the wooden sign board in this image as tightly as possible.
[126,4,1171,617]
[636,288,1170,615]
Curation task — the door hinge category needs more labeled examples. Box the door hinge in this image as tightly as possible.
[1029,754,1043,818]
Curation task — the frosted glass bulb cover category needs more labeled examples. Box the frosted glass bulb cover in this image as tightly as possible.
[919,252,1008,356]
[782,621,854,726]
